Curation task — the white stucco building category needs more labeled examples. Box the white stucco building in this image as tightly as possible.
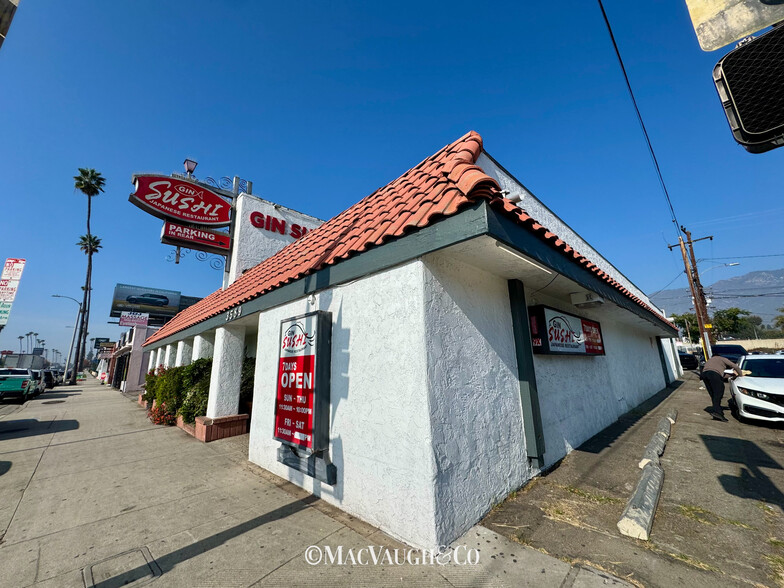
[142,132,681,549]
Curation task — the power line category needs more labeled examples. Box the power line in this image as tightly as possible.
[710,292,784,298]
[649,270,687,297]
[701,254,784,260]
[597,0,680,234]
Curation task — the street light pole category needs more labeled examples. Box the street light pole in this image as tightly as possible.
[53,294,82,385]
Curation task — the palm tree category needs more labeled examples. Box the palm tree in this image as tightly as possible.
[17,335,23,353]
[72,169,105,385]
[73,234,102,381]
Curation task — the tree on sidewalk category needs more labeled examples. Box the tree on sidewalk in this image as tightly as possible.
[71,169,105,384]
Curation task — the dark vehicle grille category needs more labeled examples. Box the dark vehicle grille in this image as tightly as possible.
[746,405,784,419]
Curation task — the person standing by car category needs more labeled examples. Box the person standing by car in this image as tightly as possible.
[702,355,742,421]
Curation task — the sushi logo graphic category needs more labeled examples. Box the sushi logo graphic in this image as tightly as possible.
[548,315,584,346]
[281,323,315,353]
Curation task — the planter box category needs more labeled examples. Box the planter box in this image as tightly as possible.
[137,394,148,410]
[194,414,249,443]
[176,415,197,438]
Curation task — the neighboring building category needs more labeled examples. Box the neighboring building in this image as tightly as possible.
[142,131,681,549]
[107,325,158,393]
[0,0,19,50]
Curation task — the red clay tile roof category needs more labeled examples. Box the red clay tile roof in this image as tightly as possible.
[145,131,671,346]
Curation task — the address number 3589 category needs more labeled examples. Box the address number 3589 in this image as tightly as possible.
[225,306,242,322]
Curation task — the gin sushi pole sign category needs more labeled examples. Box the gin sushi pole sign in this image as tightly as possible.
[129,170,245,281]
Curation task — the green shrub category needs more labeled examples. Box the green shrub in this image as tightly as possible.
[240,356,256,404]
[179,387,209,424]
[155,365,187,414]
[142,365,164,404]
[178,358,212,424]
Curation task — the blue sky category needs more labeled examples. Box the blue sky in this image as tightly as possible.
[1,1,782,357]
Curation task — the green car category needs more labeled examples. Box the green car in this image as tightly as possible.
[0,368,36,402]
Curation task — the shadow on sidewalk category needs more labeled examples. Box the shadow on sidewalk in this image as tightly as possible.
[36,392,81,399]
[578,381,683,454]
[0,418,79,440]
[701,434,784,510]
[93,495,319,588]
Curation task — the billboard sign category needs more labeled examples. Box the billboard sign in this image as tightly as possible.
[684,0,784,51]
[178,295,202,312]
[160,221,231,255]
[111,283,181,318]
[273,311,332,453]
[129,174,231,227]
[93,337,110,349]
[119,312,149,327]
[0,258,25,327]
[528,305,605,356]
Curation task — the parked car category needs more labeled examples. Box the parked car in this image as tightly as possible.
[30,370,46,396]
[0,368,36,402]
[126,293,169,306]
[43,370,56,389]
[678,351,700,370]
[711,344,748,365]
[729,355,784,422]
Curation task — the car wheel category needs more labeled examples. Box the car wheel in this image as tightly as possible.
[728,397,745,422]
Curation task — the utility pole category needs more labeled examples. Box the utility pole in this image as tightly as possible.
[682,228,714,343]
[668,227,714,360]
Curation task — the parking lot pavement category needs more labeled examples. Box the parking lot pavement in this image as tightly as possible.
[0,378,633,587]
[484,371,784,588]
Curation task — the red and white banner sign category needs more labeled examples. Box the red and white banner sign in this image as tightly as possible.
[273,312,331,452]
[0,258,26,327]
[119,311,149,327]
[130,175,231,227]
[1,258,26,283]
[529,305,605,356]
[160,221,231,254]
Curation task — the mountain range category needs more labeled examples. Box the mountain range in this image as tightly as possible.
[649,269,784,326]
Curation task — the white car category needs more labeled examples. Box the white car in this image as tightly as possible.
[730,355,784,422]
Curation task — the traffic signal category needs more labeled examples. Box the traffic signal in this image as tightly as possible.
[713,24,784,153]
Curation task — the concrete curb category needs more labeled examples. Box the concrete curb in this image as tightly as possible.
[638,430,667,469]
[620,409,677,540]
[617,463,664,540]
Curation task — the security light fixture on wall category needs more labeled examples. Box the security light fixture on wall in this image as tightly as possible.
[570,291,605,309]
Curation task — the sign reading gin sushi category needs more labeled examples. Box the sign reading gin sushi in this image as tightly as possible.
[528,305,605,356]
[273,311,332,452]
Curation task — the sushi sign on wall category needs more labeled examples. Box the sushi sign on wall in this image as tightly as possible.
[273,311,332,453]
[528,305,605,356]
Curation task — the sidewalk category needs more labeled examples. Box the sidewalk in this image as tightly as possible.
[484,372,784,588]
[0,377,631,587]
